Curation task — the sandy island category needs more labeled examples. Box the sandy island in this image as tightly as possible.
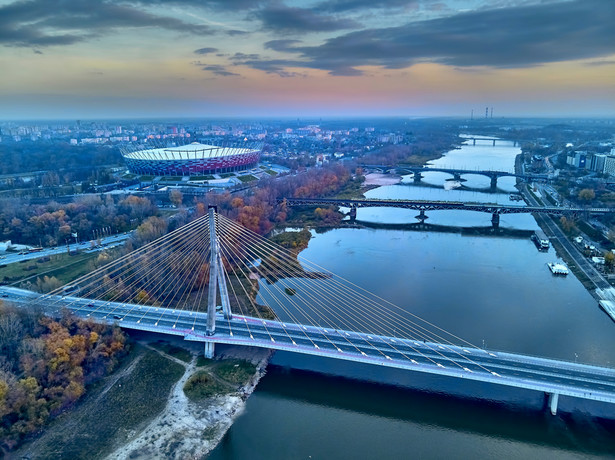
[362,172,402,186]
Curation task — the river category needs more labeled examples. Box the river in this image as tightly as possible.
[209,138,615,459]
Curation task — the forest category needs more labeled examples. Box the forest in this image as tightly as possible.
[0,194,158,246]
[0,304,127,453]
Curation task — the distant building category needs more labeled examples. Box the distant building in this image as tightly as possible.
[589,154,607,173]
[566,151,587,168]
[603,156,615,178]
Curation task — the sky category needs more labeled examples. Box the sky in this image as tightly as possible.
[0,0,614,120]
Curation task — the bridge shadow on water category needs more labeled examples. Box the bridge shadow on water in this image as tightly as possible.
[398,179,514,195]
[351,219,534,239]
[256,361,615,457]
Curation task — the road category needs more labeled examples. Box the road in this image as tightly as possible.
[3,286,615,410]
[0,232,133,266]
[520,183,611,291]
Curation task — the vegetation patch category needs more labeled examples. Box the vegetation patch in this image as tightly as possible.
[190,175,215,181]
[150,341,193,363]
[183,371,228,400]
[220,172,235,178]
[264,169,277,176]
[196,356,212,367]
[14,346,184,459]
[0,251,106,290]
[270,229,311,251]
[212,360,257,386]
[0,307,129,455]
[237,175,257,183]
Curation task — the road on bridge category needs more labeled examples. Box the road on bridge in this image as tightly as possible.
[4,286,615,413]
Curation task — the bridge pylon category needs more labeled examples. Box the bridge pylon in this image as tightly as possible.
[205,206,233,357]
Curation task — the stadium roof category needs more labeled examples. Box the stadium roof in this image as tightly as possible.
[122,142,258,161]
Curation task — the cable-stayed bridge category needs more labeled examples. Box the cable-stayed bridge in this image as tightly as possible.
[6,208,615,416]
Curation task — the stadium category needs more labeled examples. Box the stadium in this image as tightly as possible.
[120,142,261,176]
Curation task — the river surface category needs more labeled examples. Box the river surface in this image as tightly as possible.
[209,138,615,459]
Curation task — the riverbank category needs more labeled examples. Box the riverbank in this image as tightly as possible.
[107,344,272,460]
[13,337,272,460]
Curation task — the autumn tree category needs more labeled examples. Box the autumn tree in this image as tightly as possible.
[578,188,595,202]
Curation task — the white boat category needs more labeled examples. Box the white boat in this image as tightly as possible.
[548,262,568,275]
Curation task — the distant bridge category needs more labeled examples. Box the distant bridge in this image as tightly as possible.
[360,165,548,189]
[282,197,614,227]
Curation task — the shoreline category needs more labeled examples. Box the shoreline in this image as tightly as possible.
[106,345,273,460]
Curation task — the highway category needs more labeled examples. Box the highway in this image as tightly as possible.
[520,183,611,291]
[3,286,615,411]
[0,233,132,266]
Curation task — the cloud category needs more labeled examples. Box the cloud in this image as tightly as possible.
[253,4,360,34]
[264,39,302,52]
[128,0,265,11]
[0,0,214,48]
[201,64,240,76]
[584,60,615,67]
[315,0,417,13]
[250,0,615,75]
[194,47,219,55]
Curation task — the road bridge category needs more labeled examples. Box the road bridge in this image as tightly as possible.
[6,208,615,417]
[4,285,615,417]
[282,197,614,228]
[360,164,548,189]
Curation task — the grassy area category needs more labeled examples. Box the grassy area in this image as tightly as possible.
[183,371,228,400]
[0,251,102,288]
[237,175,257,183]
[150,340,193,363]
[138,175,154,181]
[264,169,277,176]
[16,346,184,459]
[184,358,256,402]
[270,229,311,251]
[196,356,212,367]
[333,176,367,199]
[211,359,257,386]
[220,172,235,178]
[159,176,183,181]
[190,175,215,181]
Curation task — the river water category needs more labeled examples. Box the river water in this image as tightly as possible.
[209,139,615,459]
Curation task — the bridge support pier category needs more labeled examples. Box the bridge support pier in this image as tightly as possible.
[204,341,215,359]
[548,392,559,415]
[491,213,500,228]
[453,173,461,181]
[490,176,498,189]
[416,209,428,222]
[493,139,496,146]
[473,139,476,146]
[349,205,357,220]
[413,172,422,183]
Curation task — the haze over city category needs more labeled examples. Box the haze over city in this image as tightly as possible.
[1,0,614,120]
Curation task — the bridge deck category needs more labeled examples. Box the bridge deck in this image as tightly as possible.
[283,198,614,216]
[5,286,615,407]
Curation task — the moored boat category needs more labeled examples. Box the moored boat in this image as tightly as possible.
[548,262,568,275]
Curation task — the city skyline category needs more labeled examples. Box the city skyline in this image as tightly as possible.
[1,0,614,120]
